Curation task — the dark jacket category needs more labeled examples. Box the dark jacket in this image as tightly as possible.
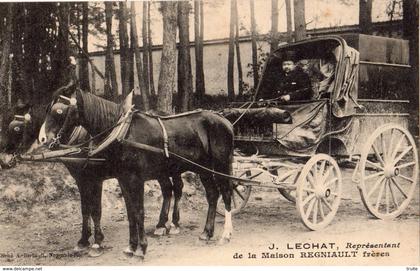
[258,68,312,100]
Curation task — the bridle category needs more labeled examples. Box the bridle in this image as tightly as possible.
[47,95,78,150]
[4,113,32,167]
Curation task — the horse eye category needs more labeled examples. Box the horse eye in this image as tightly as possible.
[14,127,21,132]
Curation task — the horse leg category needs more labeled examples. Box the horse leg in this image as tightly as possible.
[135,177,147,258]
[73,176,92,252]
[88,180,105,257]
[199,174,219,241]
[217,164,234,244]
[118,176,138,257]
[169,175,183,235]
[154,176,172,236]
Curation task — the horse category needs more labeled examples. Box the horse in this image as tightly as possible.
[37,88,234,258]
[0,97,184,257]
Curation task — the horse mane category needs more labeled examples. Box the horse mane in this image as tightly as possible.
[77,90,121,135]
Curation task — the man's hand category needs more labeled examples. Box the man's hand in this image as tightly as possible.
[280,95,291,102]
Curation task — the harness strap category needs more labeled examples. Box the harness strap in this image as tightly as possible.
[157,117,169,158]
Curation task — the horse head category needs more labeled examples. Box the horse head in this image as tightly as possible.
[39,88,81,150]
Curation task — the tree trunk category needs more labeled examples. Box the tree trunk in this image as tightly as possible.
[359,0,372,34]
[131,2,149,111]
[234,0,243,97]
[142,2,150,97]
[177,1,193,112]
[157,2,177,114]
[55,2,70,90]
[194,0,205,105]
[227,0,235,101]
[0,3,13,127]
[119,2,130,97]
[80,2,90,92]
[285,0,293,42]
[270,0,278,52]
[293,0,306,41]
[128,7,134,92]
[104,1,118,101]
[250,0,259,89]
[148,2,155,98]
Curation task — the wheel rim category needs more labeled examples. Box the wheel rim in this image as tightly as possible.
[296,154,342,231]
[359,124,419,219]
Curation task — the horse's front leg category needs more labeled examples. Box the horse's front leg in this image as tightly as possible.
[88,180,105,257]
[118,177,138,257]
[169,175,184,235]
[154,176,172,236]
[73,176,92,252]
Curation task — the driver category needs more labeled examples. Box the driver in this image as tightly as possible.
[274,51,312,102]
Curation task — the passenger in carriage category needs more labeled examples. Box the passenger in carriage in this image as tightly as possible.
[271,51,312,102]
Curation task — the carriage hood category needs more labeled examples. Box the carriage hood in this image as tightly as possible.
[254,36,360,118]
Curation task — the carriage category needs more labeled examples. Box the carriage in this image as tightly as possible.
[10,34,418,236]
[217,34,419,230]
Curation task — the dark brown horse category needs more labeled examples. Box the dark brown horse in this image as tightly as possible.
[0,98,188,257]
[38,88,234,257]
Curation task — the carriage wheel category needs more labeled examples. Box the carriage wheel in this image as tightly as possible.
[296,154,342,231]
[358,124,418,220]
[216,172,252,216]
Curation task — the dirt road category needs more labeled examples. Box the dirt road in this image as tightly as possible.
[0,163,418,266]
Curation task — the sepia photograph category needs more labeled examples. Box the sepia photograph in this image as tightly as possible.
[0,0,418,268]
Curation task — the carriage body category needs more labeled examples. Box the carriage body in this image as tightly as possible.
[229,34,413,158]
[223,35,418,230]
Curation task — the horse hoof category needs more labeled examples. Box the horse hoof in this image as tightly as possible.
[123,246,134,257]
[154,227,167,236]
[88,244,104,257]
[133,249,145,259]
[199,232,210,241]
[218,236,231,245]
[169,224,180,235]
[73,244,89,253]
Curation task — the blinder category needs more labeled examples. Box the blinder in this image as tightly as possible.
[8,114,32,134]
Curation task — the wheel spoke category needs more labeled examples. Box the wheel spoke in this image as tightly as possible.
[381,133,388,163]
[306,171,317,188]
[232,194,239,209]
[393,146,413,165]
[390,177,408,199]
[387,128,395,159]
[304,197,317,218]
[374,178,387,211]
[234,187,246,201]
[397,161,416,169]
[384,179,390,214]
[321,166,333,184]
[365,159,384,171]
[388,179,399,208]
[302,193,316,206]
[312,199,318,224]
[303,188,315,193]
[325,177,338,187]
[390,135,405,161]
[364,171,384,181]
[319,160,326,179]
[372,143,385,166]
[397,174,414,183]
[367,176,385,199]
[321,197,333,211]
[319,199,325,219]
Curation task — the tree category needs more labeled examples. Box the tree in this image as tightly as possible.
[285,0,293,42]
[142,2,150,96]
[194,0,205,104]
[250,0,259,88]
[227,0,236,101]
[147,2,155,98]
[359,0,372,34]
[79,2,90,91]
[0,3,13,128]
[177,1,193,112]
[118,2,130,97]
[157,2,177,114]
[131,2,149,111]
[293,0,306,41]
[270,0,279,52]
[234,0,244,97]
[104,1,118,101]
